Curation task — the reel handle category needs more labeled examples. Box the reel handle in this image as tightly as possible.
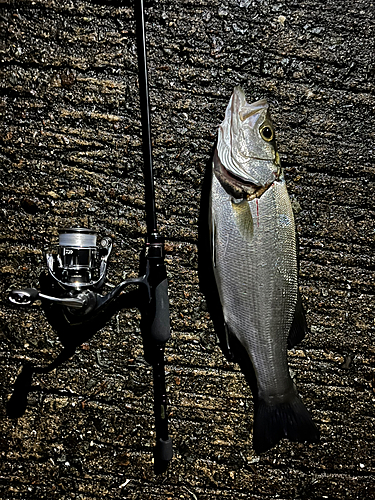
[9,288,88,309]
[9,288,39,305]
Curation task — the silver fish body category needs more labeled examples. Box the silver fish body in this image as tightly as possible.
[210,87,319,452]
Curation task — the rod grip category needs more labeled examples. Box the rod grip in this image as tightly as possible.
[154,437,173,463]
[150,278,170,343]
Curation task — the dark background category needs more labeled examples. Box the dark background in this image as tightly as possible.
[1,0,374,498]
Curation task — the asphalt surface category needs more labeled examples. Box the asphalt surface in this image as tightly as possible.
[0,1,374,498]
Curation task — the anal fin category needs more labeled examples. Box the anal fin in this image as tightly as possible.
[224,322,235,361]
[287,290,309,349]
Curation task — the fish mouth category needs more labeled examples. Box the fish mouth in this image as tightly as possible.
[213,150,280,200]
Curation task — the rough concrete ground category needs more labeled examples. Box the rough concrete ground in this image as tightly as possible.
[0,0,374,498]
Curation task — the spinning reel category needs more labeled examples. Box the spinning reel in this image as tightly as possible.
[9,227,150,320]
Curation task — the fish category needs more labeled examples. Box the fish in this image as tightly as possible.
[209,86,319,453]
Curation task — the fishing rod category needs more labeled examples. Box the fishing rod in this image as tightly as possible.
[134,0,173,465]
[7,0,173,470]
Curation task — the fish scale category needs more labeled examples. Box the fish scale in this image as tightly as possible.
[212,173,297,399]
[209,86,319,453]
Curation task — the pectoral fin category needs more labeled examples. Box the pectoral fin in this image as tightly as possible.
[231,199,253,242]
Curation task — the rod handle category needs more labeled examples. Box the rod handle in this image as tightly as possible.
[154,437,173,463]
[150,278,170,343]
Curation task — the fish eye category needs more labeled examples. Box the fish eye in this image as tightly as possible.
[260,125,274,142]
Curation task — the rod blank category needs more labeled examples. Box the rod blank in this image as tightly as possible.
[135,0,158,235]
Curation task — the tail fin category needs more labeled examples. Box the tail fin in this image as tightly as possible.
[253,395,319,453]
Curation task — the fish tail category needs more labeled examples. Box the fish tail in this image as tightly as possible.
[253,394,319,453]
